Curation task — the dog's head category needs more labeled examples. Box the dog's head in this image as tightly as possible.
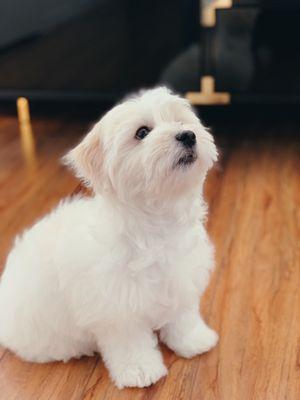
[64,87,217,205]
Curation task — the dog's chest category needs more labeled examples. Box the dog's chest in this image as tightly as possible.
[126,229,202,327]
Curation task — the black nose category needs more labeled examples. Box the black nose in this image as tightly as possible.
[175,131,196,148]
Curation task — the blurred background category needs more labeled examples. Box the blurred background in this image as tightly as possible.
[1,0,300,106]
[0,1,300,399]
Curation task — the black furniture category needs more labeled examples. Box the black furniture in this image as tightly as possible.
[187,0,300,105]
[0,0,300,105]
[0,0,199,103]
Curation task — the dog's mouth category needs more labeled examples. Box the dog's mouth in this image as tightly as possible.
[175,151,197,168]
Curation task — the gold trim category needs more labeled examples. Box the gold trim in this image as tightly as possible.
[201,0,232,27]
[17,97,37,168]
[186,76,230,105]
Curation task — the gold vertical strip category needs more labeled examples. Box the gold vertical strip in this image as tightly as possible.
[17,97,37,168]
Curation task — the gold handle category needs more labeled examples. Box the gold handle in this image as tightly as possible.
[186,76,230,105]
[201,0,233,27]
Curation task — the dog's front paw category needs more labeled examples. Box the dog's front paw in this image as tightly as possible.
[111,351,168,389]
[163,324,218,359]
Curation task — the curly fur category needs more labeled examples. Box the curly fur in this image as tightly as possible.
[0,88,218,389]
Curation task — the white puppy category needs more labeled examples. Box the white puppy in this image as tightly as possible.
[0,88,218,389]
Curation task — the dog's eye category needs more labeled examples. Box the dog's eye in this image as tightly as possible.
[135,126,151,140]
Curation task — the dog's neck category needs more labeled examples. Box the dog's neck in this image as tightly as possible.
[98,188,206,234]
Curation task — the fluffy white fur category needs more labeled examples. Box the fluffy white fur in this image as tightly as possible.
[0,87,218,389]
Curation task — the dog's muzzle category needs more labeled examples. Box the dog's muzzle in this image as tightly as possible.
[174,131,197,167]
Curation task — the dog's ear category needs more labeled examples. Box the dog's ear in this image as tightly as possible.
[63,122,105,191]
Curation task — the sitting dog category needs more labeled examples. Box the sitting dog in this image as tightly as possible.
[0,88,218,389]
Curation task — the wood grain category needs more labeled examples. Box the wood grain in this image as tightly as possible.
[0,116,299,399]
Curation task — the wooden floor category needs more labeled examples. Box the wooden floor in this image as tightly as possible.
[0,114,299,399]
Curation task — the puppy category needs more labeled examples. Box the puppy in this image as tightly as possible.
[0,88,218,389]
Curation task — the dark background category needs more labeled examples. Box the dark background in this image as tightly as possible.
[0,0,300,116]
[0,0,199,101]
